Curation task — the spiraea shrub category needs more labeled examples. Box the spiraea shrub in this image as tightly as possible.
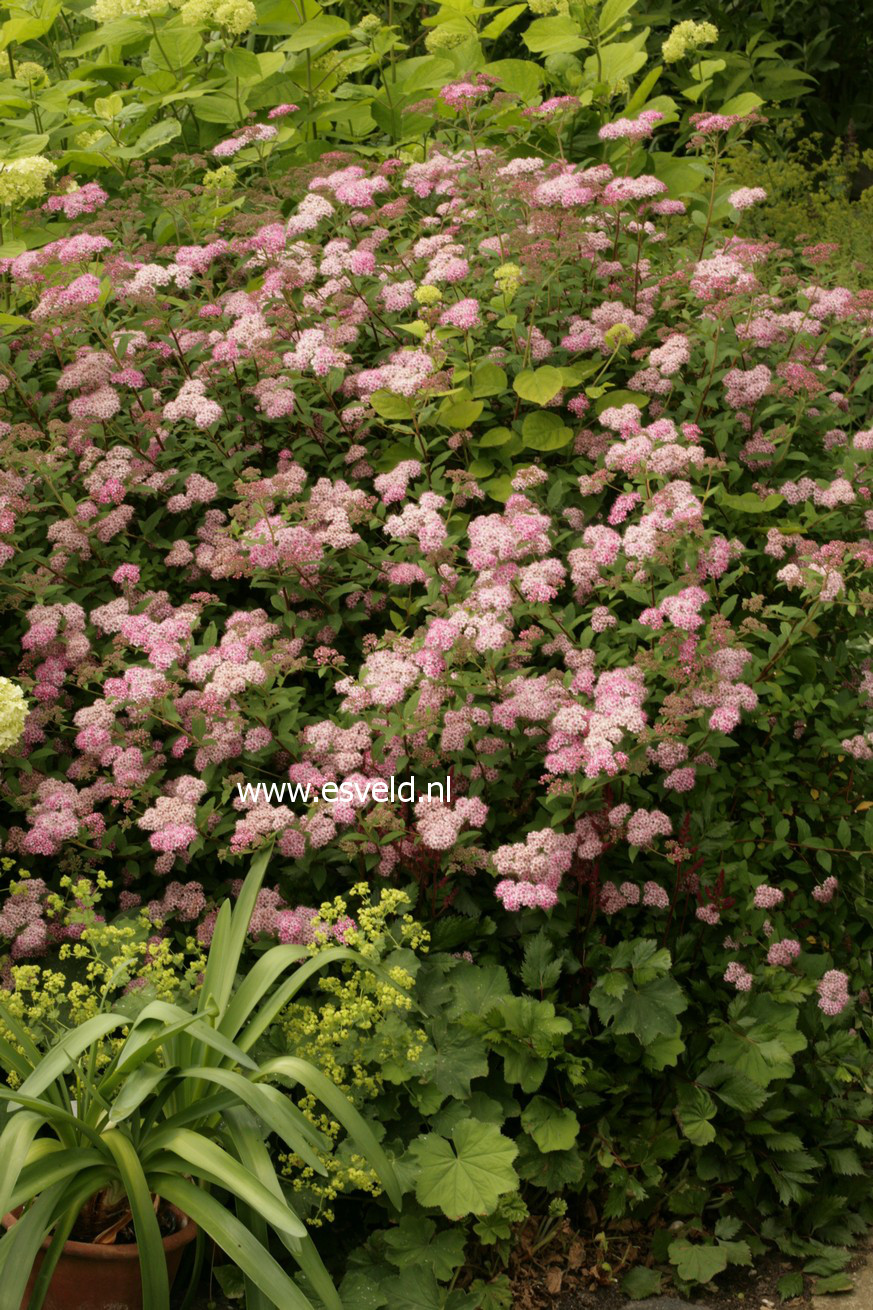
[1,89,873,1295]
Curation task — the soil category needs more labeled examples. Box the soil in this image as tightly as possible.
[503,1217,831,1309]
[70,1203,181,1246]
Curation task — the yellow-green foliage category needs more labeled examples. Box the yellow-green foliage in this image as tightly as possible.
[277,885,429,1223]
[724,134,873,284]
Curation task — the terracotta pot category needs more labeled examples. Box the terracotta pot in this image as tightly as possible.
[2,1203,198,1310]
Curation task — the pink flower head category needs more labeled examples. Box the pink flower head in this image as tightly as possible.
[729,187,767,211]
[439,298,480,330]
[598,110,664,141]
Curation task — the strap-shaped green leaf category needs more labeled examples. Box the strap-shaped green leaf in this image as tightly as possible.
[199,843,273,1022]
[258,1057,402,1208]
[224,1108,343,1310]
[217,943,310,1041]
[22,1167,116,1310]
[175,1067,326,1173]
[102,1128,170,1310]
[0,1110,44,1221]
[106,1062,175,1127]
[236,948,411,1054]
[0,1182,67,1309]
[149,1173,318,1310]
[143,1129,306,1237]
[8,1148,109,1214]
[0,1089,103,1150]
[17,1015,127,1101]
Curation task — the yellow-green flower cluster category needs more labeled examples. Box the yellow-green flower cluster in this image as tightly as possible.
[0,678,28,753]
[527,0,569,14]
[604,322,636,350]
[1,872,206,1072]
[414,284,442,306]
[0,156,55,209]
[177,0,256,34]
[424,25,470,53]
[277,887,428,1222]
[90,0,168,19]
[75,129,107,150]
[661,19,719,63]
[14,62,46,86]
[203,165,236,190]
[495,262,522,298]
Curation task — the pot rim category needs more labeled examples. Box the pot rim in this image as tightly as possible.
[2,1202,198,1259]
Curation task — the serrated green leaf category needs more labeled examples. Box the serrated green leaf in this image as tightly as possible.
[411,1120,519,1218]
[668,1239,728,1284]
[520,1096,579,1152]
[777,1271,803,1301]
[675,1084,717,1145]
[621,1266,662,1299]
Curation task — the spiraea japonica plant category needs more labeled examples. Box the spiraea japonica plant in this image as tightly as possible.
[1,80,872,1294]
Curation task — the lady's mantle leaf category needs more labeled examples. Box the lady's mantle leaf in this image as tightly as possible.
[410,1119,519,1218]
[667,1239,728,1284]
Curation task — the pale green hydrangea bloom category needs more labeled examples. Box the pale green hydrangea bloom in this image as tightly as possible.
[662,19,719,63]
[178,0,256,33]
[0,678,28,753]
[14,62,46,85]
[90,0,168,19]
[0,155,55,207]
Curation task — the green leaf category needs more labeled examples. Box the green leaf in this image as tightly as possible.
[448,965,511,1017]
[440,399,483,428]
[370,390,414,420]
[259,1055,402,1207]
[720,492,785,513]
[384,1267,443,1310]
[120,120,182,159]
[523,16,588,55]
[590,969,687,1046]
[485,59,544,103]
[521,411,573,452]
[150,1174,317,1310]
[485,474,515,502]
[149,29,202,71]
[382,1216,466,1280]
[520,1096,579,1152]
[621,1266,662,1299]
[427,1021,489,1099]
[480,4,527,40]
[472,363,507,397]
[62,17,148,56]
[642,1032,685,1070]
[223,47,263,81]
[152,1129,307,1238]
[814,1274,854,1294]
[592,389,649,416]
[513,365,563,404]
[777,1272,804,1301]
[599,0,637,36]
[102,1130,170,1310]
[675,1084,717,1146]
[411,1120,519,1218]
[284,16,351,51]
[479,426,515,448]
[668,1239,728,1284]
